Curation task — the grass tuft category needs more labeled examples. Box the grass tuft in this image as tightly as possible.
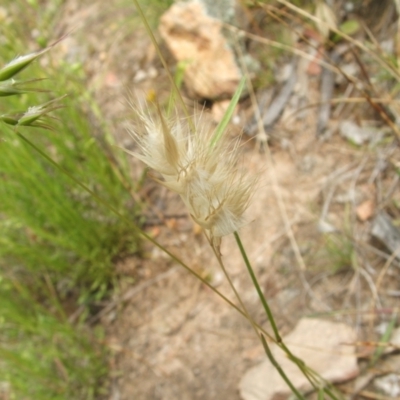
[0,4,143,398]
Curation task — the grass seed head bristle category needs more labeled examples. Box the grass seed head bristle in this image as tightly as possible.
[315,1,337,39]
[126,106,257,242]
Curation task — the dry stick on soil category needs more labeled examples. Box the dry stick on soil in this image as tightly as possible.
[233,36,344,398]
[374,247,400,306]
[129,9,341,398]
[236,29,327,307]
[267,0,388,132]
[265,1,400,129]
[263,0,337,135]
[224,23,369,134]
[252,0,400,140]
[286,98,400,123]
[273,0,400,81]
[272,0,400,140]
[240,26,395,141]
[15,131,282,344]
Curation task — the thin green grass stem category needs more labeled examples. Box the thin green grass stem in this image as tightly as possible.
[322,387,342,400]
[369,309,397,367]
[131,0,193,130]
[14,131,276,341]
[261,334,340,400]
[43,273,68,321]
[260,334,307,400]
[210,77,245,148]
[233,231,282,342]
[234,231,339,397]
[208,237,262,342]
[167,60,189,116]
[209,239,314,400]
[16,133,343,400]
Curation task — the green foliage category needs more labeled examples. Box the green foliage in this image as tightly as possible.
[331,19,361,43]
[0,2,142,399]
[0,59,140,297]
[0,68,119,399]
[211,77,246,147]
[114,0,173,28]
[251,25,292,90]
[136,0,174,25]
[0,276,108,400]
[322,233,354,272]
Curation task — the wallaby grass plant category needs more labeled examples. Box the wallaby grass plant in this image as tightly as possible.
[0,279,108,400]
[0,6,141,298]
[3,0,399,398]
[0,18,329,400]
[0,57,111,400]
[0,7,141,399]
[127,0,400,398]
[121,1,346,398]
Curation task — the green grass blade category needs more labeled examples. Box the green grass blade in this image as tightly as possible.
[210,76,245,148]
[370,310,397,367]
[260,334,307,400]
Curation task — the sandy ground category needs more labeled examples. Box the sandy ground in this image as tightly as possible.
[54,1,400,399]
[104,134,373,400]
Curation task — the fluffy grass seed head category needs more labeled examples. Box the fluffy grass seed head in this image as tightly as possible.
[126,107,257,245]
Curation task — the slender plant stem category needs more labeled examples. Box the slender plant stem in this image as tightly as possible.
[234,231,282,342]
[234,231,343,398]
[17,134,343,400]
[208,236,262,340]
[260,334,307,400]
[131,0,193,130]
[15,131,277,340]
[323,387,342,400]
[212,236,309,400]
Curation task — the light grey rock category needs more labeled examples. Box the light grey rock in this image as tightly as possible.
[339,120,385,146]
[374,373,400,397]
[239,318,359,400]
[371,212,400,259]
[195,0,236,23]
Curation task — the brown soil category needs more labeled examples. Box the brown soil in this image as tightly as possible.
[55,2,400,399]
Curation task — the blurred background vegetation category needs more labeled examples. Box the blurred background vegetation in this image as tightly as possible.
[0,0,161,398]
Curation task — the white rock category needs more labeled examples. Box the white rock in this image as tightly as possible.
[339,120,378,146]
[133,69,147,83]
[318,218,337,233]
[239,318,359,400]
[159,1,241,100]
[133,67,158,83]
[374,374,400,397]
